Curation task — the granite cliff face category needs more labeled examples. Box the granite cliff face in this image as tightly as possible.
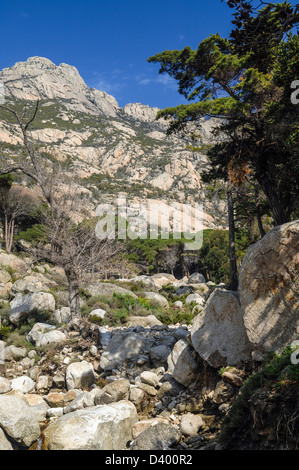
[0,57,227,230]
[0,56,119,116]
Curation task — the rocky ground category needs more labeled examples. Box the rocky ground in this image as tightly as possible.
[0,220,298,451]
[0,316,247,451]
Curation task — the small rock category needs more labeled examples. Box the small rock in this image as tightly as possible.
[212,381,235,404]
[95,379,130,405]
[63,389,80,405]
[11,376,35,394]
[130,423,181,450]
[136,382,157,396]
[173,301,184,309]
[26,322,56,345]
[43,401,138,450]
[144,292,169,308]
[52,373,65,389]
[47,407,64,418]
[24,394,50,422]
[64,391,95,413]
[126,315,163,328]
[149,344,172,368]
[89,309,106,321]
[36,330,67,348]
[20,357,33,369]
[28,366,41,381]
[89,345,98,357]
[35,375,49,391]
[180,413,204,436]
[188,272,206,284]
[222,371,244,388]
[0,377,12,394]
[4,345,27,361]
[27,350,37,360]
[129,387,145,406]
[0,395,40,448]
[136,355,149,366]
[140,371,160,388]
[65,361,95,391]
[132,418,169,439]
[9,292,56,325]
[175,286,193,297]
[185,293,205,306]
[44,392,65,408]
[53,307,71,324]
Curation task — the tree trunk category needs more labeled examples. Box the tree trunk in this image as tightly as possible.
[4,215,8,251]
[6,219,14,253]
[227,186,239,291]
[66,271,81,320]
[262,180,289,226]
[255,154,290,227]
[254,185,266,238]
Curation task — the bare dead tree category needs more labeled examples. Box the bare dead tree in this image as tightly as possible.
[26,174,125,319]
[160,244,180,276]
[0,101,124,320]
[181,250,198,278]
[0,101,56,206]
[0,184,38,252]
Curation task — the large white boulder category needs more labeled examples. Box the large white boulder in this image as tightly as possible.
[9,292,56,325]
[42,401,138,450]
[99,331,153,370]
[4,345,27,361]
[0,251,27,272]
[11,376,35,394]
[185,293,205,306]
[0,395,40,448]
[26,322,56,344]
[126,314,162,328]
[144,292,169,308]
[65,361,96,391]
[10,273,57,295]
[35,329,67,348]
[188,272,206,284]
[167,339,200,387]
[95,379,131,405]
[53,307,71,324]
[239,220,299,359]
[190,288,252,368]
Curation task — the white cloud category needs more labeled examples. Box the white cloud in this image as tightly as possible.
[138,78,152,86]
[157,75,177,90]
[96,78,125,94]
[91,71,126,95]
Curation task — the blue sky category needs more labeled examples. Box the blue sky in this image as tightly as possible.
[0,1,296,109]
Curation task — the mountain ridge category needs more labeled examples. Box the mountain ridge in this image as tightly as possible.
[0,56,227,231]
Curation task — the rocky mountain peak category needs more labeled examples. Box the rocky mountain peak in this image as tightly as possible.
[0,56,227,230]
[123,102,161,123]
[0,56,119,116]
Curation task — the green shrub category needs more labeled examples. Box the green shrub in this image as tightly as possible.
[111,292,138,310]
[88,314,104,326]
[5,329,35,351]
[15,224,46,243]
[157,307,195,326]
[219,346,299,445]
[0,325,11,339]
